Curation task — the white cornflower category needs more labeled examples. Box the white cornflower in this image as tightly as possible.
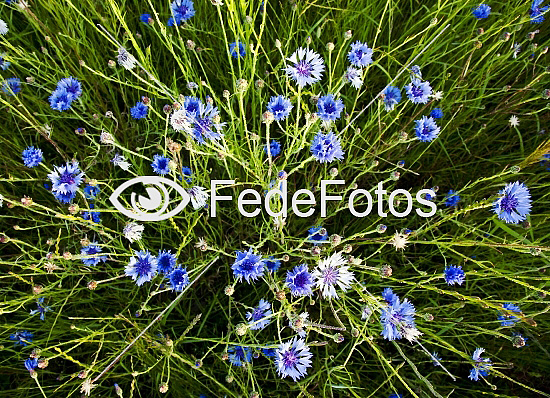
[80,378,97,396]
[344,66,363,89]
[311,252,355,299]
[170,108,191,131]
[0,19,8,35]
[100,130,115,145]
[273,215,286,230]
[389,231,408,251]
[431,91,443,101]
[111,153,131,171]
[402,325,423,342]
[123,222,144,243]
[194,237,208,251]
[187,186,209,209]
[117,47,136,70]
[509,115,519,127]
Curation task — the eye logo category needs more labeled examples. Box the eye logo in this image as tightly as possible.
[109,176,191,221]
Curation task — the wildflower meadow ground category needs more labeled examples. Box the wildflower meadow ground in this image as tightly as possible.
[1,0,550,397]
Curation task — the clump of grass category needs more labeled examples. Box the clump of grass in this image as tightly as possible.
[1,0,550,397]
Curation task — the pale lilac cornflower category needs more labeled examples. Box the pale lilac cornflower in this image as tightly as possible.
[123,222,144,243]
[405,78,432,104]
[188,186,209,209]
[111,153,131,171]
[311,252,355,299]
[344,66,363,89]
[284,47,325,88]
[246,299,272,330]
[275,337,313,381]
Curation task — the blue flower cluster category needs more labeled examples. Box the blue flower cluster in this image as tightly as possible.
[49,77,82,111]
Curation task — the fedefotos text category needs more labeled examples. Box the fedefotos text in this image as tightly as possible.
[210,180,437,218]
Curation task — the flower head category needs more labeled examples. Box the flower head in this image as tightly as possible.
[232,248,265,283]
[140,13,153,24]
[173,100,225,144]
[117,47,136,70]
[0,53,10,71]
[112,153,131,171]
[157,249,177,274]
[493,181,532,224]
[48,162,84,203]
[286,264,314,296]
[498,303,521,327]
[310,131,344,163]
[130,101,148,119]
[430,108,443,119]
[414,116,440,142]
[267,95,293,121]
[275,337,313,381]
[308,226,328,243]
[469,348,492,381]
[444,265,465,285]
[57,77,82,100]
[2,77,21,95]
[25,358,39,372]
[123,222,144,243]
[22,146,43,168]
[344,66,363,89]
[382,287,399,304]
[530,0,549,23]
[229,40,246,58]
[285,47,325,88]
[404,78,432,104]
[168,267,190,291]
[181,166,192,183]
[0,19,8,35]
[317,94,344,122]
[228,346,252,367]
[264,140,282,157]
[265,256,281,272]
[312,252,355,299]
[246,299,272,330]
[445,190,460,207]
[29,297,51,321]
[472,3,491,19]
[151,154,171,175]
[81,243,107,266]
[380,292,420,341]
[382,85,402,111]
[49,88,73,111]
[125,250,158,286]
[168,0,195,26]
[9,330,33,346]
[347,41,373,67]
[188,186,209,209]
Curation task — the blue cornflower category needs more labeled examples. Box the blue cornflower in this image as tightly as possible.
[185,101,226,143]
[2,77,21,95]
[275,337,313,381]
[156,249,177,274]
[168,0,195,26]
[444,265,465,286]
[540,153,550,171]
[310,131,345,163]
[498,303,521,327]
[0,53,10,70]
[389,395,403,398]
[414,116,440,142]
[229,41,246,58]
[182,166,192,183]
[9,330,33,346]
[285,47,325,88]
[308,226,328,243]
[347,41,373,67]
[49,88,73,111]
[48,161,84,204]
[267,95,293,121]
[262,346,276,358]
[530,0,549,23]
[140,13,153,24]
[404,78,432,104]
[25,358,38,372]
[382,85,402,111]
[382,287,399,304]
[246,299,272,330]
[469,348,492,381]
[493,181,532,224]
[472,3,491,19]
[317,94,344,122]
[183,96,201,114]
[125,250,158,286]
[83,184,100,199]
[410,65,422,80]
[22,146,43,168]
[430,108,443,119]
[228,346,252,367]
[57,77,82,100]
[30,297,51,321]
[431,352,442,366]
[445,190,460,207]
[130,101,148,119]
[81,243,107,266]
[265,256,281,272]
[168,267,190,291]
[82,204,101,223]
[232,248,265,283]
[151,154,171,175]
[344,66,363,89]
[264,140,282,157]
[380,293,420,341]
[286,264,314,297]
